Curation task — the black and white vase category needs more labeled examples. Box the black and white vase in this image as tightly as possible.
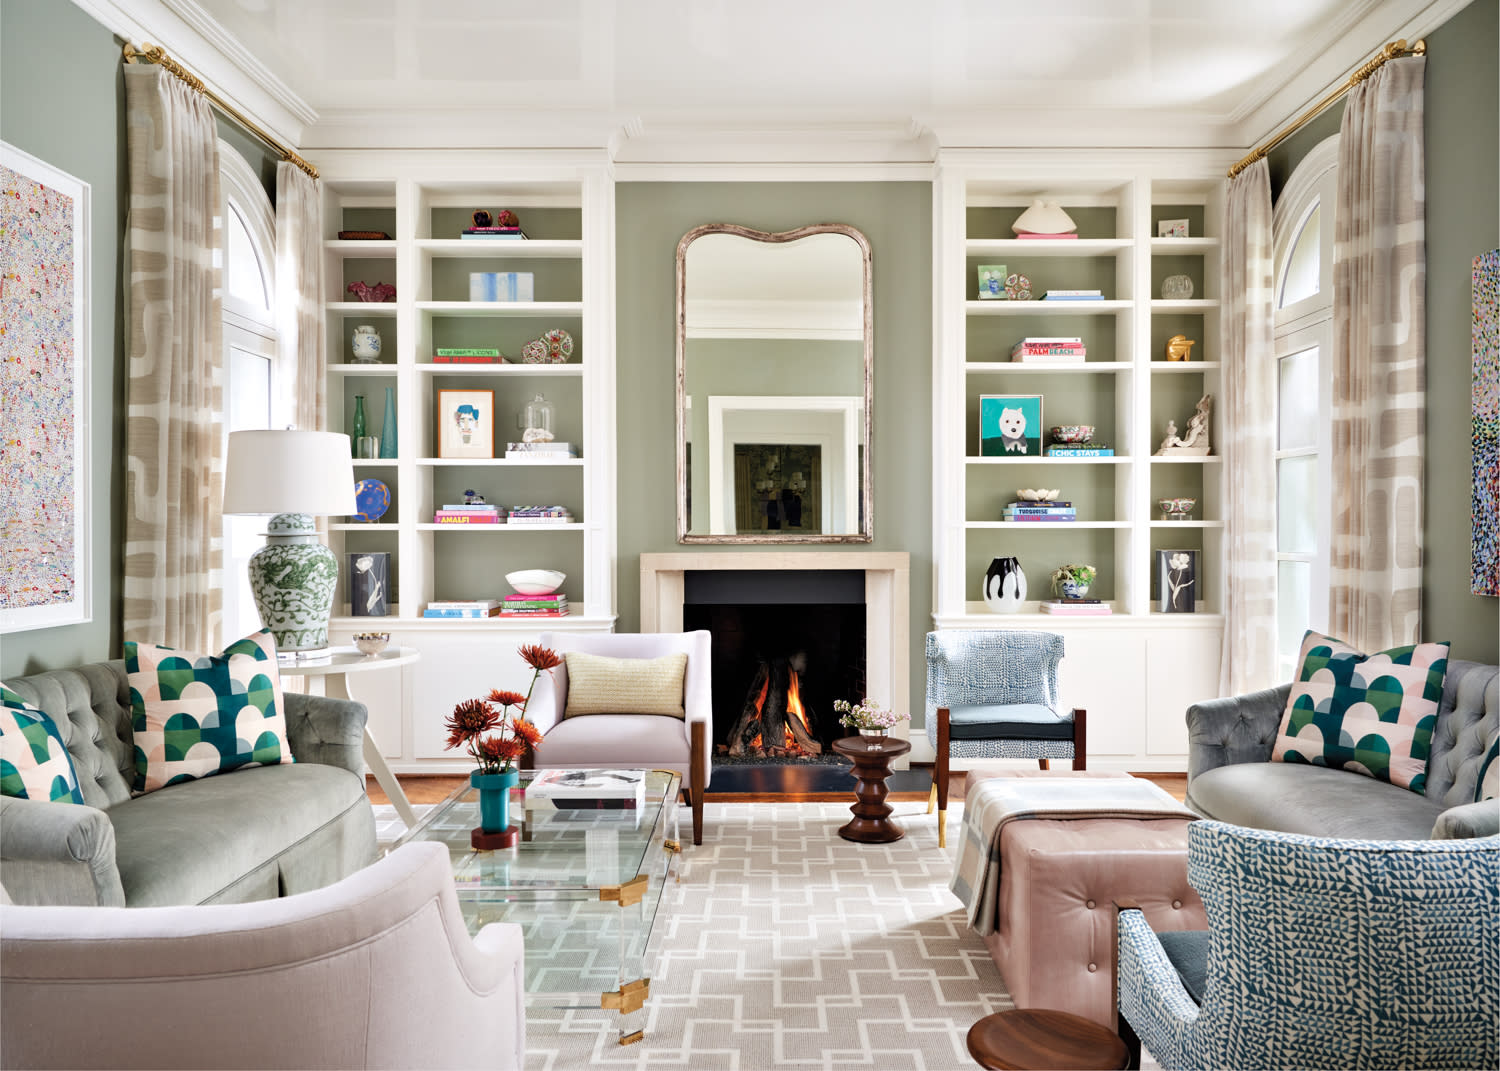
[983,556,1027,613]
[349,552,390,617]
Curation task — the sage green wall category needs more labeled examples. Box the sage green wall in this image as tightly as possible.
[1269,1,1499,661]
[616,182,934,721]
[1,0,126,676]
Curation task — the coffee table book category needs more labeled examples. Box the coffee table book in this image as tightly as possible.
[524,769,646,808]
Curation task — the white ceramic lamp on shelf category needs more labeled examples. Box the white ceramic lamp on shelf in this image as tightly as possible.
[223,430,357,654]
[1012,200,1077,235]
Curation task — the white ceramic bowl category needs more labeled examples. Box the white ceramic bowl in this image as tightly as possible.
[505,569,566,596]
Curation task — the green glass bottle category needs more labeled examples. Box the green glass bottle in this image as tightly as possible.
[351,394,367,443]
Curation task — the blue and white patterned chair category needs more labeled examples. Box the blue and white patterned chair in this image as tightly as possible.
[1116,820,1500,1071]
[925,630,1086,847]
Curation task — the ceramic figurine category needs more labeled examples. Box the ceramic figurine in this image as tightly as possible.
[1155,395,1213,456]
[1164,334,1196,361]
[351,325,382,362]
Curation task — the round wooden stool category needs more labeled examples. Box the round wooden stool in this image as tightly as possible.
[966,1008,1130,1071]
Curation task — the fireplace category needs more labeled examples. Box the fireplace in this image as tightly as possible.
[684,570,865,765]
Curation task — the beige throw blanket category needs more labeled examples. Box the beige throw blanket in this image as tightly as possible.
[950,775,1196,935]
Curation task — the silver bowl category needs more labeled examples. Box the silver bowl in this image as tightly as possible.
[352,632,391,657]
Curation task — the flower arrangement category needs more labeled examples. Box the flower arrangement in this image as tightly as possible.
[443,643,560,774]
[834,698,910,732]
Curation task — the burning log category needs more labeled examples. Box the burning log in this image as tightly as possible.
[724,656,823,758]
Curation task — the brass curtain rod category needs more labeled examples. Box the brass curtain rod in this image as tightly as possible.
[123,42,318,180]
[1228,37,1425,179]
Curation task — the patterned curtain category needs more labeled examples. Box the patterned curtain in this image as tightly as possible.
[1218,159,1279,695]
[122,64,223,652]
[1329,56,1427,650]
[274,161,325,431]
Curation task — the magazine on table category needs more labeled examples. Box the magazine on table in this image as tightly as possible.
[523,768,646,809]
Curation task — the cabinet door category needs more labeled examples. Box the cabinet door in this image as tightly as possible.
[1057,630,1147,760]
[1145,626,1223,757]
[410,637,538,759]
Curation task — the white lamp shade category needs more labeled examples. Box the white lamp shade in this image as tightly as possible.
[223,430,358,516]
[1012,199,1077,235]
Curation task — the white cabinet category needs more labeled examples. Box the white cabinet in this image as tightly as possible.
[314,153,618,772]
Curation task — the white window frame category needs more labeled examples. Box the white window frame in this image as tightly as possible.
[219,143,279,647]
[1270,134,1338,677]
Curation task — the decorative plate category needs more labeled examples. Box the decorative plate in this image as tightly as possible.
[520,328,574,364]
[354,479,391,523]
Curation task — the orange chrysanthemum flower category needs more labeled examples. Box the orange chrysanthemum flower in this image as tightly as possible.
[511,717,544,747]
[487,689,529,709]
[444,698,499,749]
[518,644,562,671]
[478,735,526,762]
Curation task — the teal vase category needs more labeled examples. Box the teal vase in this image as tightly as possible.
[470,767,519,850]
[379,386,397,459]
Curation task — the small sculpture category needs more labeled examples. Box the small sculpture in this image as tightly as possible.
[1155,395,1213,456]
[347,280,396,303]
[1164,334,1196,362]
[462,489,486,505]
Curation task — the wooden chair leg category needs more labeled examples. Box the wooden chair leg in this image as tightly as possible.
[927,782,937,814]
[1038,758,1051,770]
[690,719,707,845]
[1072,708,1087,771]
[936,706,951,848]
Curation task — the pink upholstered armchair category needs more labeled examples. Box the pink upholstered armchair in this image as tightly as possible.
[529,631,712,844]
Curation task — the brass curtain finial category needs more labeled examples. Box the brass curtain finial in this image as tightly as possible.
[122,41,319,180]
[1228,38,1426,180]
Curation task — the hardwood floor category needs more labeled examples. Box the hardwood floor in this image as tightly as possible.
[367,769,1188,806]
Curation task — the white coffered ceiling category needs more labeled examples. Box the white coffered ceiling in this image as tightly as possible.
[133,0,1461,154]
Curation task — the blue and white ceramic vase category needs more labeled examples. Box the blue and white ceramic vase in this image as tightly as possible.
[983,556,1027,613]
[379,386,398,459]
[470,767,520,850]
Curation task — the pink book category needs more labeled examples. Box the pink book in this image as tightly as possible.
[1015,232,1079,239]
[433,511,501,523]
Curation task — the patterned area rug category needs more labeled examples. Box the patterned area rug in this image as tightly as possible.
[375,800,1019,1069]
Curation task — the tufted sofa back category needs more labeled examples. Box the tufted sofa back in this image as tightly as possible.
[5,662,136,810]
[1426,660,1499,806]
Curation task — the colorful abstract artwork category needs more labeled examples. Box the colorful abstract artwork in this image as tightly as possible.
[0,144,90,631]
[1473,250,1498,597]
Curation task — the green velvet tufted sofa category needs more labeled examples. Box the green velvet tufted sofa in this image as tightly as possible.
[0,660,377,906]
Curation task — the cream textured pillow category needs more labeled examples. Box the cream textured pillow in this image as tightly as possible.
[563,651,687,719]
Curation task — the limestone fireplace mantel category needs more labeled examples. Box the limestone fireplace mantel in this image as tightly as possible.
[639,552,911,755]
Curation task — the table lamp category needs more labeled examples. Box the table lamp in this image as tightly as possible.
[223,430,357,654]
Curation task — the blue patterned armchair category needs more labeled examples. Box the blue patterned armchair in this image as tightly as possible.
[1116,821,1500,1071]
[925,630,1086,847]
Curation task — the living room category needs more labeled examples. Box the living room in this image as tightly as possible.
[2,1,1497,1068]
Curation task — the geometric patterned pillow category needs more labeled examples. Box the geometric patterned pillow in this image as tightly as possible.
[0,685,85,804]
[124,629,293,794]
[1478,734,1499,804]
[1271,630,1450,795]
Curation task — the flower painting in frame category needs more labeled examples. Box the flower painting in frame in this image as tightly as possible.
[437,389,494,459]
[1154,549,1199,613]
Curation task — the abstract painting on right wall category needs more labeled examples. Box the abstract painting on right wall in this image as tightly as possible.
[1474,249,1499,596]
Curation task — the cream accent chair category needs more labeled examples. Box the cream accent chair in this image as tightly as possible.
[529,631,712,845]
[0,843,525,1070]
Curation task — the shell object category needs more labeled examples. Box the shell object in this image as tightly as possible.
[1016,488,1061,502]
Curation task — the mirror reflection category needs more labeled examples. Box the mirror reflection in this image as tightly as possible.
[677,225,872,542]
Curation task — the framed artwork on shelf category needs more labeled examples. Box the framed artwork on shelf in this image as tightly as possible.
[1157,218,1190,238]
[0,142,91,632]
[437,389,495,459]
[1154,549,1199,613]
[979,394,1043,457]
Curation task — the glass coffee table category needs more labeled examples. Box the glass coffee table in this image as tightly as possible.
[394,768,681,1046]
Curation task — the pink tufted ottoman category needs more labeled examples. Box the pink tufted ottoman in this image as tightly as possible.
[967,770,1206,1030]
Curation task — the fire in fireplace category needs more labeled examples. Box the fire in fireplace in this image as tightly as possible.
[723,653,823,759]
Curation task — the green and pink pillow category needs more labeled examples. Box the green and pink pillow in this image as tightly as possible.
[125,629,293,794]
[1272,630,1449,794]
[1,685,85,804]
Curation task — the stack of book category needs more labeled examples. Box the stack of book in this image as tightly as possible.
[433,502,503,524]
[1046,442,1115,458]
[460,226,527,240]
[1011,337,1086,364]
[522,769,645,811]
[1015,232,1079,240]
[505,441,578,460]
[498,592,568,618]
[423,599,503,618]
[507,506,574,525]
[1040,598,1113,616]
[1002,499,1075,522]
[433,348,502,364]
[1042,289,1104,301]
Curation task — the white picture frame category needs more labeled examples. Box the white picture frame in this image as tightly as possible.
[1,142,91,633]
[437,388,495,459]
[1157,218,1190,238]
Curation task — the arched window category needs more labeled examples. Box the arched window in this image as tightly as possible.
[219,144,278,645]
[1270,134,1338,677]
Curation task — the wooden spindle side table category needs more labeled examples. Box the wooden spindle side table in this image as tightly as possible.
[831,736,912,843]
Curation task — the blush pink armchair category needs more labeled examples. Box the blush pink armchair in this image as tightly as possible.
[529,631,712,844]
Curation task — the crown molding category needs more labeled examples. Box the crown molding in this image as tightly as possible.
[71,0,315,146]
[301,108,629,152]
[923,108,1239,151]
[1232,0,1473,146]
